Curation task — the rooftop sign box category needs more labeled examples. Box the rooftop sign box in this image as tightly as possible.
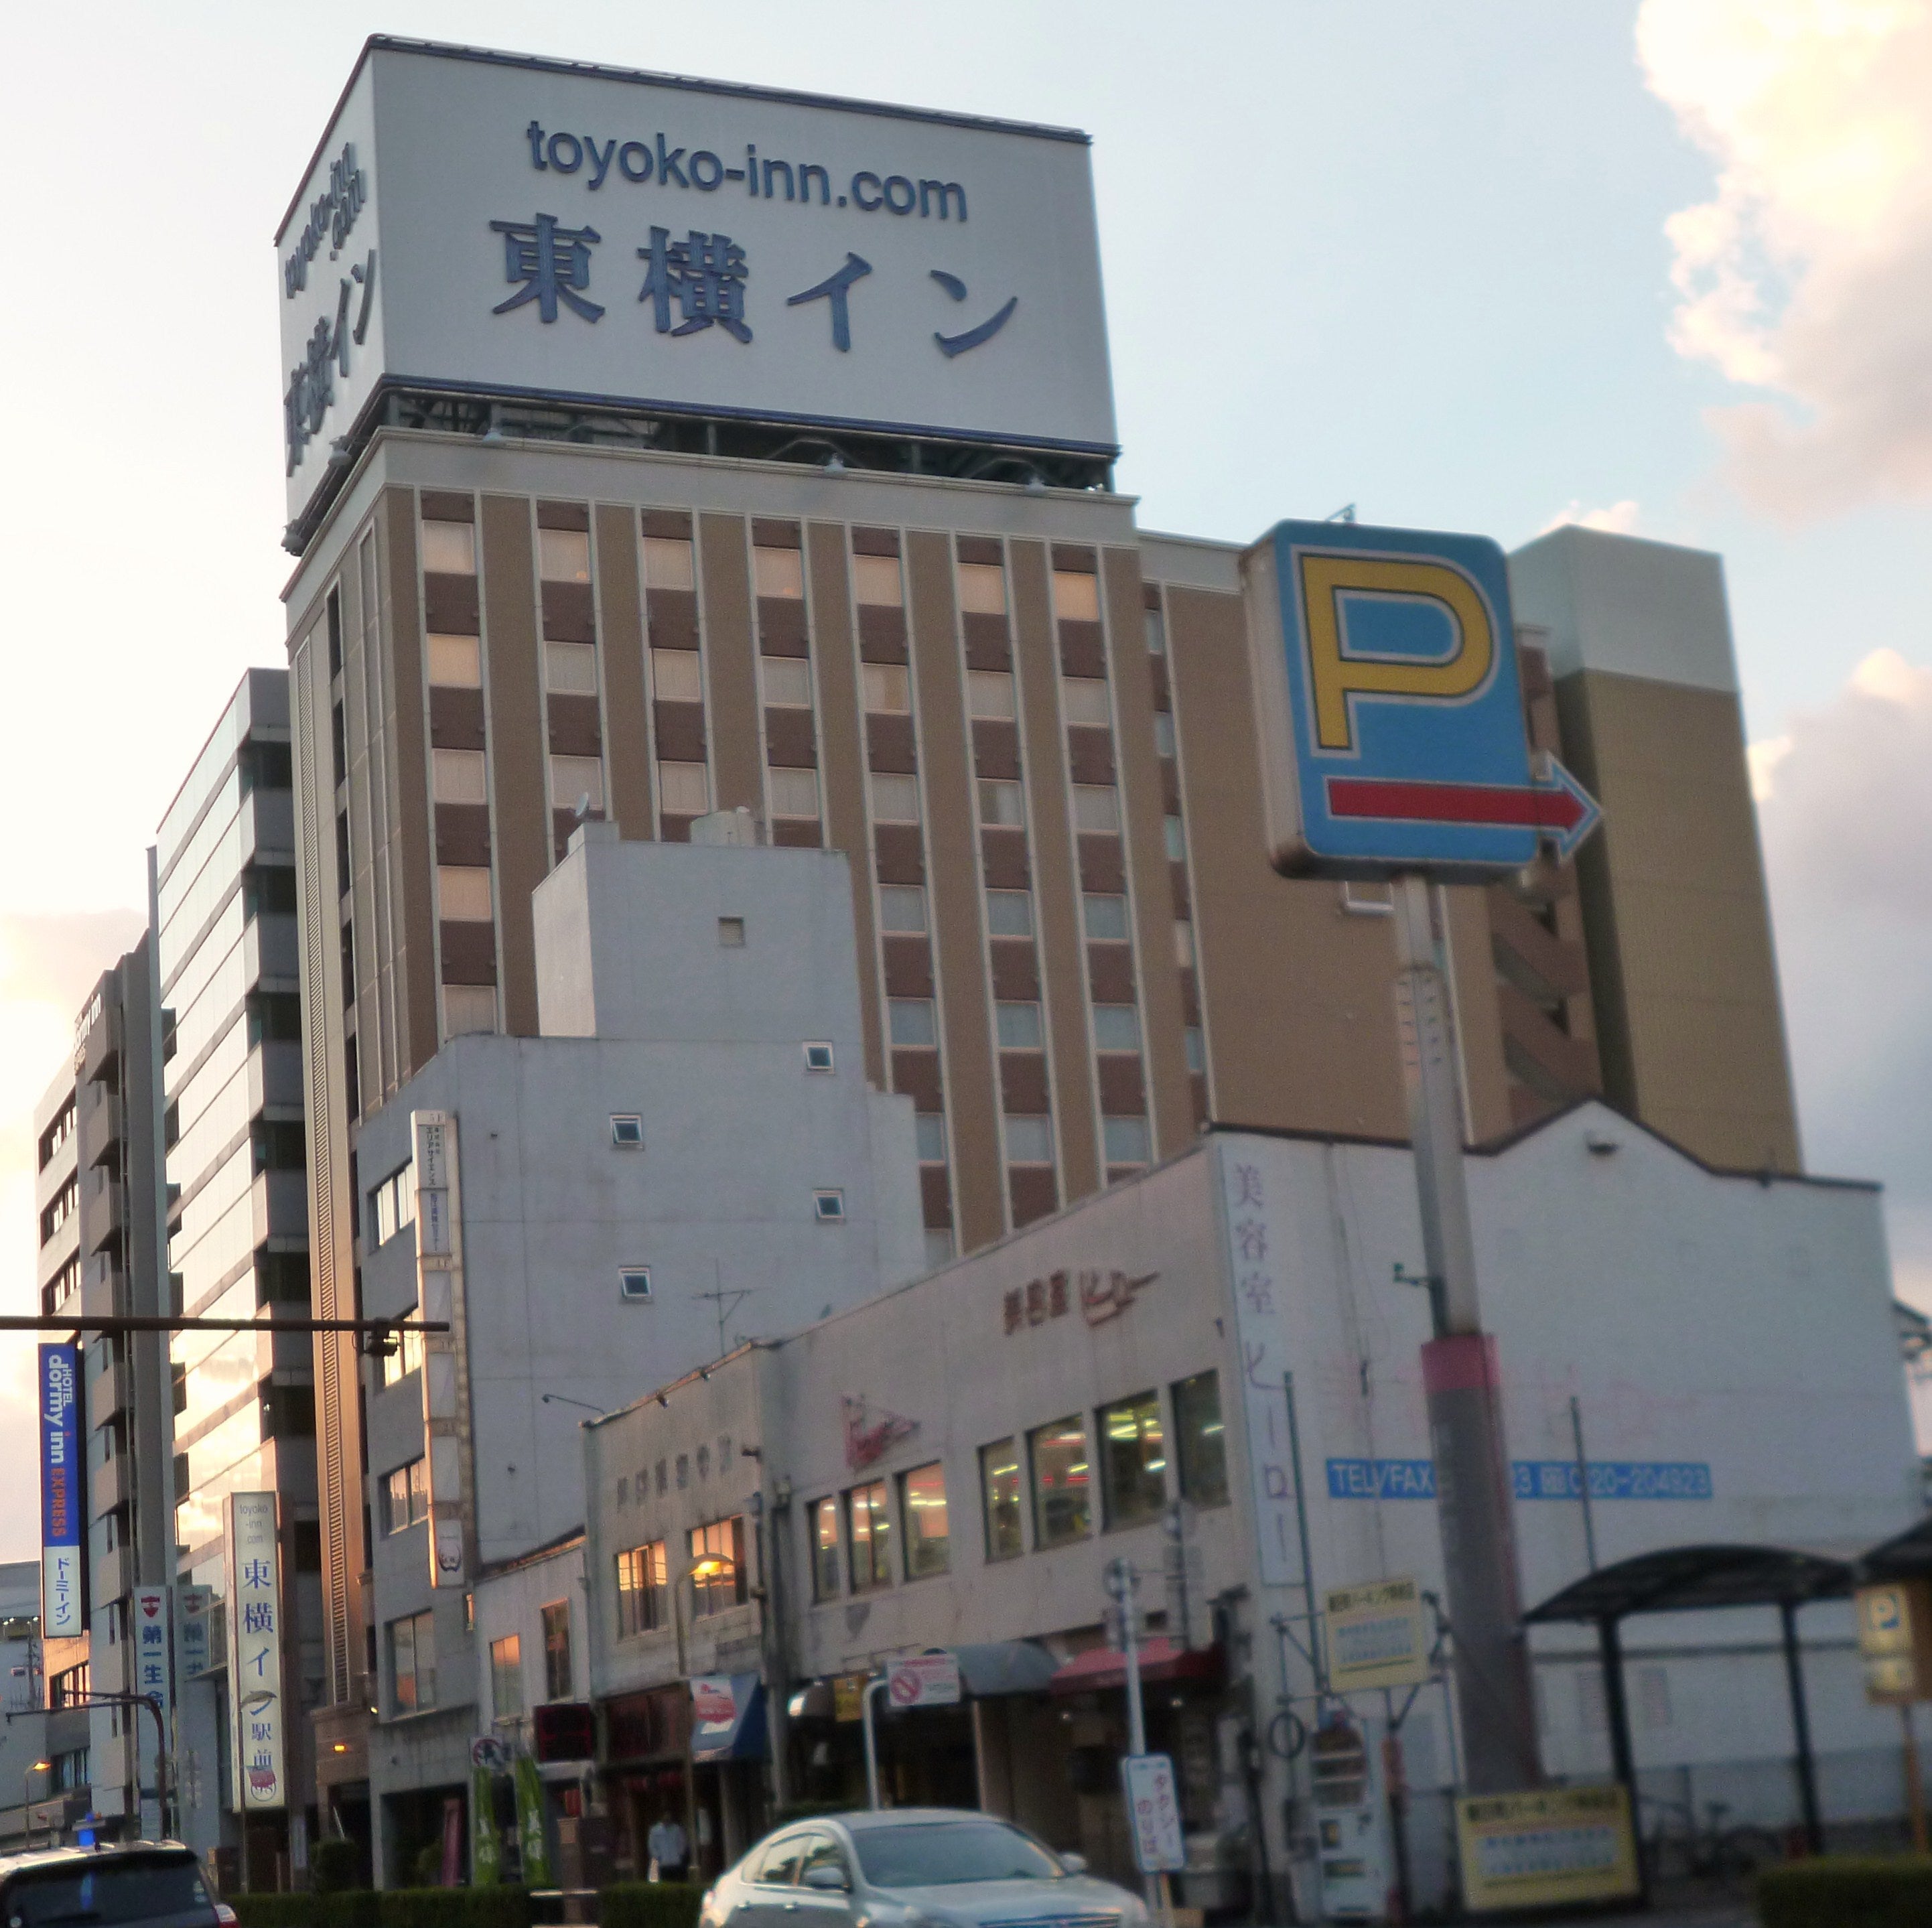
[1244,519,1600,881]
[278,38,1118,525]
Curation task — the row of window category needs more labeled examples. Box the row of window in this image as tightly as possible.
[613,1517,750,1641]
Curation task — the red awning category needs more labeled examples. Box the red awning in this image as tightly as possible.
[1048,1638,1224,1696]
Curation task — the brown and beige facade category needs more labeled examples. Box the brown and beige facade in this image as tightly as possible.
[284,431,1795,1785]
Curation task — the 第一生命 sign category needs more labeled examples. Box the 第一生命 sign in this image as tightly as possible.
[278,39,1117,526]
[1245,519,1598,880]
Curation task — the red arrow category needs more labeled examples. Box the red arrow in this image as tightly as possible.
[1326,776,1588,832]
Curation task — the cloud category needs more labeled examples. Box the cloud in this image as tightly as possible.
[1637,0,1932,519]
[1752,650,1932,1330]
[1539,499,1643,537]
[0,908,145,1562]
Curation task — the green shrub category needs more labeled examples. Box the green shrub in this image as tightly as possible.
[598,1881,705,1928]
[227,1898,320,1928]
[1756,1857,1932,1928]
[312,1838,364,1897]
[378,1889,531,1928]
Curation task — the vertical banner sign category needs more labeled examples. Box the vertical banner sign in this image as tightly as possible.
[38,1344,82,1636]
[224,1493,287,1811]
[1121,1754,1186,1873]
[174,1585,214,1680]
[133,1588,170,1838]
[414,1111,470,1590]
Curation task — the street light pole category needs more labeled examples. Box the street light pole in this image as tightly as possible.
[23,1760,49,1849]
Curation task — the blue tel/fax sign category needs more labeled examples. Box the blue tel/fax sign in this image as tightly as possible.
[1249,520,1598,880]
[1326,1458,1713,1502]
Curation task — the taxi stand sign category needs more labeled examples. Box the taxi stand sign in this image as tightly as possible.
[1244,519,1600,881]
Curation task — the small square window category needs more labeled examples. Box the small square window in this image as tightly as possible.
[1004,1115,1054,1165]
[985,891,1034,939]
[914,1113,947,1163]
[878,885,928,935]
[813,1190,847,1223]
[618,1267,653,1302]
[977,779,1024,828]
[611,1115,644,1148]
[995,1002,1042,1050]
[719,917,746,948]
[803,1042,835,1074]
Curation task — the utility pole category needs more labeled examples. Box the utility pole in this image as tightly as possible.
[1391,877,1540,1794]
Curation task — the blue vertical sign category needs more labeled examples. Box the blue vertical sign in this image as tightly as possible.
[39,1343,82,1636]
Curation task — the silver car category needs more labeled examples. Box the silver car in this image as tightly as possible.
[699,1808,1149,1928]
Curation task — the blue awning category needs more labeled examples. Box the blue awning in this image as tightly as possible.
[691,1674,768,1763]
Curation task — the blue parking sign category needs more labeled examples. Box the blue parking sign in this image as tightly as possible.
[1250,520,1598,878]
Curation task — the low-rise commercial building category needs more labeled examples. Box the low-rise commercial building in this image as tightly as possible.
[580,1105,1917,1916]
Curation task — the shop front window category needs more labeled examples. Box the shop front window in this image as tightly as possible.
[1029,1417,1091,1548]
[1099,1389,1167,1529]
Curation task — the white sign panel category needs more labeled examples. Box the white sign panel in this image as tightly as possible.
[175,1583,214,1679]
[133,1587,171,1706]
[886,1651,961,1708]
[278,39,1117,523]
[1121,1753,1186,1873]
[224,1492,287,1812]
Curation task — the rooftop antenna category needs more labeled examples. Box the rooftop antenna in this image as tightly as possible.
[697,1261,758,1357]
[1326,503,1357,523]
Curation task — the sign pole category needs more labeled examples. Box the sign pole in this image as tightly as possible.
[1904,1704,1927,1854]
[1391,876,1540,1795]
[861,1677,887,1811]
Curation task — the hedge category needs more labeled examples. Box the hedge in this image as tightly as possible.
[227,1892,529,1928]
[1757,1857,1932,1928]
[598,1882,705,1928]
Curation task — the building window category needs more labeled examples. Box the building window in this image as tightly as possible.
[888,999,937,1048]
[853,553,903,607]
[1093,1004,1141,1052]
[914,1113,947,1163]
[1184,1027,1206,1075]
[1153,712,1178,758]
[432,748,488,806]
[1073,784,1121,834]
[689,1518,747,1616]
[1172,1371,1229,1508]
[1004,1116,1053,1166]
[1029,1417,1091,1547]
[428,634,482,688]
[1174,919,1196,969]
[718,916,746,947]
[490,1635,523,1721]
[980,1440,1022,1560]
[641,535,695,590]
[803,1041,836,1073]
[813,1189,846,1223]
[1163,815,1186,862]
[421,521,476,575]
[1099,1390,1168,1529]
[878,884,927,934]
[1062,677,1111,726]
[616,1542,668,1637]
[540,1600,573,1700]
[382,1459,429,1534]
[868,772,920,823]
[900,1463,949,1578]
[390,1609,436,1714]
[650,648,705,703]
[378,1312,425,1388]
[539,527,590,583]
[1103,1116,1151,1166]
[618,1267,653,1302]
[659,761,710,817]
[967,670,1016,721]
[753,545,805,599]
[1083,894,1129,942]
[1052,570,1100,622]
[443,985,497,1036]
[1144,604,1167,655]
[861,662,910,712]
[551,755,606,815]
[995,1002,1042,1049]
[370,1162,415,1249]
[985,890,1033,938]
[810,1497,841,1601]
[924,1228,954,1270]
[611,1114,644,1148]
[546,640,599,695]
[760,657,813,707]
[977,780,1024,828]
[955,561,1007,615]
[768,767,820,820]
[437,866,493,922]
[846,1481,892,1591]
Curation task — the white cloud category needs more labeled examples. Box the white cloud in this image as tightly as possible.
[1539,498,1643,537]
[0,910,145,1562]
[1753,649,1932,1342]
[1637,0,1932,519]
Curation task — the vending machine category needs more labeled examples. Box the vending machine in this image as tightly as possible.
[1308,1715,1395,1921]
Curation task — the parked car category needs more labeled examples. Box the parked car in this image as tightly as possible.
[0,1844,222,1928]
[700,1809,1148,1928]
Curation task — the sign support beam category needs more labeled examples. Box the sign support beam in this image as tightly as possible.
[1391,874,1541,1796]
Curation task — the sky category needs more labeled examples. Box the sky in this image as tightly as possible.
[0,0,1926,1554]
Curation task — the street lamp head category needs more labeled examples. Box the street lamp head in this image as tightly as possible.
[30,1760,49,1773]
